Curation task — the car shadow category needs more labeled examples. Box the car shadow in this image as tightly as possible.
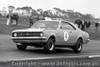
[23,47,74,54]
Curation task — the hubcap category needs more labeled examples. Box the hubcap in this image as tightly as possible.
[77,42,82,51]
[49,40,54,51]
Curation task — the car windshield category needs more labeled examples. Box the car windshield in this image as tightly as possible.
[31,21,59,29]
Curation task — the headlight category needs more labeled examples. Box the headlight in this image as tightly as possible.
[40,33,44,37]
[13,33,17,37]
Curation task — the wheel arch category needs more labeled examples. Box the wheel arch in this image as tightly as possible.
[44,35,56,53]
[77,37,83,44]
[49,35,56,42]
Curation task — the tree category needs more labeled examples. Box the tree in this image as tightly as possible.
[67,9,74,13]
[37,9,43,15]
[53,7,62,12]
[43,11,49,17]
[21,6,33,12]
[16,7,21,10]
[85,14,94,20]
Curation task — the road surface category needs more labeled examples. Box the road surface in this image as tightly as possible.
[0,34,100,61]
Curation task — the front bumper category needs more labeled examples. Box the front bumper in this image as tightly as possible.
[84,38,90,44]
[11,37,47,43]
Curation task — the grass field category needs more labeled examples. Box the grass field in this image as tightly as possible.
[0,16,100,40]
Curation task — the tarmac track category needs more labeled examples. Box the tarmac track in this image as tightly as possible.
[0,34,100,61]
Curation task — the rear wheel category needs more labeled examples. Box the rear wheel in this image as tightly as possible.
[72,39,83,53]
[16,43,27,50]
[44,38,55,53]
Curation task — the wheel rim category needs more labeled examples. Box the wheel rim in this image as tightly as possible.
[49,40,54,51]
[77,41,82,51]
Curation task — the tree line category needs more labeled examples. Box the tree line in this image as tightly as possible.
[8,6,95,21]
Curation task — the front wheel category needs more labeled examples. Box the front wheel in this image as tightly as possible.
[44,38,55,53]
[16,43,27,50]
[72,39,83,53]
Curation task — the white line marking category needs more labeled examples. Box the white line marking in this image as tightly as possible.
[88,55,100,58]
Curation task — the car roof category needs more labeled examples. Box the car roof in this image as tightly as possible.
[38,20,70,23]
[37,20,79,29]
[39,20,62,21]
[38,20,74,24]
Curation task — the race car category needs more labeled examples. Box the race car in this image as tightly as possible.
[11,20,90,53]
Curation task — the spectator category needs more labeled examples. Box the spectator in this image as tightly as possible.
[6,13,13,25]
[11,13,19,26]
[6,10,14,26]
[86,21,91,30]
[37,15,39,21]
[74,19,82,28]
[95,21,99,32]
[29,16,34,27]
[81,20,87,31]
[15,13,19,26]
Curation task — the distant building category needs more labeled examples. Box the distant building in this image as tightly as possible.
[12,9,31,16]
[0,11,7,16]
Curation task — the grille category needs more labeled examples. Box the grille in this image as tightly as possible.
[14,32,41,37]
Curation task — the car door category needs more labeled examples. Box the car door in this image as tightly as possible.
[60,21,78,45]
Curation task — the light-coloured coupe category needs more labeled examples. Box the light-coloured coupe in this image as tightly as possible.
[11,20,90,53]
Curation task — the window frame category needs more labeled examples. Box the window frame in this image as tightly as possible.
[60,21,76,30]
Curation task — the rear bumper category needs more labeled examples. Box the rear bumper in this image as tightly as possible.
[11,37,47,43]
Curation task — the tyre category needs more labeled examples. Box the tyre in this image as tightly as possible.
[44,38,55,53]
[72,39,83,53]
[16,43,27,50]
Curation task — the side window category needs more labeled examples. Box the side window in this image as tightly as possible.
[61,22,76,30]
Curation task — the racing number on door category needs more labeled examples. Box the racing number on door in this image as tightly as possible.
[64,31,69,41]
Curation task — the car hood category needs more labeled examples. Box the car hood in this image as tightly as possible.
[12,28,45,32]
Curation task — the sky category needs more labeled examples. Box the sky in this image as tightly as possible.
[0,0,100,18]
